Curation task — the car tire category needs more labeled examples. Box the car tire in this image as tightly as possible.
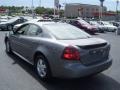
[7,25,13,31]
[100,30,104,33]
[5,40,12,54]
[35,55,51,81]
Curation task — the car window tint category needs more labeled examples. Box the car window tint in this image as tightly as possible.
[78,20,90,25]
[16,25,29,35]
[26,24,40,36]
[44,24,91,40]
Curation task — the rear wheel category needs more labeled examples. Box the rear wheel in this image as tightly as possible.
[35,55,51,81]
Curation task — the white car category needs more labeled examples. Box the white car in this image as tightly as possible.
[98,21,117,32]
[89,21,106,33]
[0,16,9,23]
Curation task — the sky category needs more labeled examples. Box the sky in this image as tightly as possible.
[0,0,120,11]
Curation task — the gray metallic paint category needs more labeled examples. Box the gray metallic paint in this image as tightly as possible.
[5,22,112,78]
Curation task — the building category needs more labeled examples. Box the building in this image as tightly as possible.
[65,3,107,18]
[0,8,8,15]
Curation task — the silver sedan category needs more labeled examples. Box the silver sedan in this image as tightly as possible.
[5,21,112,81]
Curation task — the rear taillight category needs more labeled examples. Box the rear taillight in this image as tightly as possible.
[62,46,80,60]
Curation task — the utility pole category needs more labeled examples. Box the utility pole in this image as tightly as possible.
[54,8,55,18]
[99,0,105,20]
[116,0,119,21]
[54,0,59,18]
[64,0,67,18]
[31,0,34,18]
[39,0,41,7]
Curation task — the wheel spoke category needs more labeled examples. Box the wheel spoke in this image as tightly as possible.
[37,59,47,78]
[41,70,46,76]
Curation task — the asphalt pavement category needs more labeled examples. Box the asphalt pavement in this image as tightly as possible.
[0,31,120,90]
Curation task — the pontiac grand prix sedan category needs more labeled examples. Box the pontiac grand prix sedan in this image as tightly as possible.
[5,21,112,81]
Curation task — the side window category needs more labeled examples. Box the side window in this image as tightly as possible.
[15,25,29,35]
[18,19,22,23]
[69,21,73,24]
[26,24,41,36]
[15,19,21,24]
[71,21,75,25]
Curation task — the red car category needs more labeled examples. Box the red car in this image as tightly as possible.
[69,19,97,34]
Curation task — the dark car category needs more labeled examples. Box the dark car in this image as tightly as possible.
[0,17,27,31]
[5,21,112,81]
[111,21,120,27]
[69,19,98,34]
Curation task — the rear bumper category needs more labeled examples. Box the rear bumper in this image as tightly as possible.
[85,28,98,34]
[107,28,117,32]
[54,57,112,78]
[98,28,105,32]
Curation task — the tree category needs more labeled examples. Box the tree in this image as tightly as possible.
[35,7,54,15]
[35,7,46,14]
[0,6,24,13]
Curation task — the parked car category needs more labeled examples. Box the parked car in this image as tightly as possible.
[0,16,9,23]
[13,23,23,31]
[0,17,27,31]
[5,21,112,81]
[13,19,53,30]
[110,21,120,27]
[89,21,106,33]
[13,19,40,30]
[116,26,120,35]
[69,19,98,34]
[98,21,117,32]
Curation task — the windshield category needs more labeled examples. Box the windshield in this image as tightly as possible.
[102,22,111,25]
[44,24,91,40]
[78,20,90,25]
[90,21,99,25]
[7,17,19,23]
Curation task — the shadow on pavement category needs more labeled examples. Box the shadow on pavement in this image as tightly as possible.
[7,53,120,90]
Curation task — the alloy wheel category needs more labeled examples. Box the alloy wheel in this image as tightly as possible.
[37,58,47,78]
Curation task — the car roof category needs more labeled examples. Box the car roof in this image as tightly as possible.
[36,22,69,27]
[24,20,70,27]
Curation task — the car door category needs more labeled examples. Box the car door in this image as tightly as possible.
[15,24,42,62]
[10,24,30,53]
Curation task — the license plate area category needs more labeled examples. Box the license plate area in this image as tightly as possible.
[81,48,108,66]
[89,49,105,56]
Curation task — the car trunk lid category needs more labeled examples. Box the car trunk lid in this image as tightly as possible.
[59,37,110,66]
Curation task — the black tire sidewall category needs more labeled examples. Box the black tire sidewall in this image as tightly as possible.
[6,40,12,53]
[7,25,13,31]
[35,55,51,81]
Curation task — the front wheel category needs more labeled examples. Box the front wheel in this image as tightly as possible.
[35,55,51,81]
[7,25,13,31]
[5,40,12,54]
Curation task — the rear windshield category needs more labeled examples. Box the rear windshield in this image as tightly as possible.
[43,24,91,40]
[102,22,111,25]
[90,21,99,25]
